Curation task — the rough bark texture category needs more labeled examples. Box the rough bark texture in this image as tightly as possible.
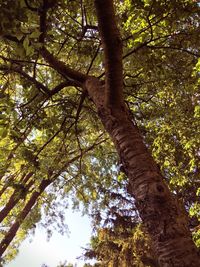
[85,77,200,267]
[94,0,123,107]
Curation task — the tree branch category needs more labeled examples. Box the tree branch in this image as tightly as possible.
[50,81,77,95]
[87,43,101,75]
[0,65,51,96]
[40,47,88,86]
[147,45,200,57]
[94,0,123,108]
[0,64,78,98]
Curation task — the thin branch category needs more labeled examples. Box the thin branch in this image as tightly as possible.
[86,43,101,75]
[147,45,200,57]
[123,33,182,59]
[35,117,71,158]
[0,55,50,67]
[75,92,88,124]
[33,55,39,79]
[123,40,152,59]
[64,10,82,27]
[122,11,171,42]
[20,94,39,108]
[0,65,51,96]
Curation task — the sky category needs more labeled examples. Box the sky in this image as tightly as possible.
[6,208,93,267]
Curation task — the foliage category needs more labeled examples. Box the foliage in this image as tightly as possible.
[0,0,199,265]
[82,186,158,266]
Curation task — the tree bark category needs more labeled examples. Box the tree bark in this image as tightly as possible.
[0,179,34,224]
[85,77,200,267]
[94,0,123,107]
[0,179,51,257]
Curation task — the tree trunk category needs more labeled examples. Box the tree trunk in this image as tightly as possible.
[0,179,34,224]
[0,145,100,257]
[86,77,200,267]
[0,179,51,257]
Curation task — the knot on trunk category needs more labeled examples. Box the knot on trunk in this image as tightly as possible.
[85,77,105,109]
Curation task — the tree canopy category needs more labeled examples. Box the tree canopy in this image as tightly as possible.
[0,0,199,266]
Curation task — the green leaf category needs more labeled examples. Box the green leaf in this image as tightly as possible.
[194,105,200,118]
[15,32,24,41]
[0,127,8,138]
[23,36,30,56]
[0,114,6,120]
[29,30,41,39]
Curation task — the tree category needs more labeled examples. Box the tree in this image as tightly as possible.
[83,190,158,267]
[0,0,200,266]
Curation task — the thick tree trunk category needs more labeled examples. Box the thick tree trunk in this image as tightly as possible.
[86,77,200,267]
